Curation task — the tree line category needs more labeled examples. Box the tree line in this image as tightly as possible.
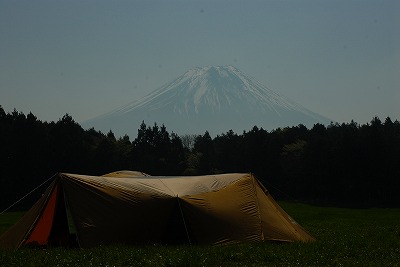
[1,105,399,209]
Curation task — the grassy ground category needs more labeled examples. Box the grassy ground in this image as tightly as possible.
[0,211,25,235]
[1,202,399,267]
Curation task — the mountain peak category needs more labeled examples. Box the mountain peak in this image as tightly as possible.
[83,66,331,136]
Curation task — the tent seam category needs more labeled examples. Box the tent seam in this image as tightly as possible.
[158,178,176,196]
[250,173,264,241]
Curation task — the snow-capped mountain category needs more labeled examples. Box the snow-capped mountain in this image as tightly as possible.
[83,66,331,136]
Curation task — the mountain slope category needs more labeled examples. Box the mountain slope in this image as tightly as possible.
[83,66,331,136]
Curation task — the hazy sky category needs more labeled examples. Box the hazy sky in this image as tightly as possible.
[1,0,399,126]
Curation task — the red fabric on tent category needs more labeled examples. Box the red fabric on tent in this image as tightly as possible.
[25,183,60,245]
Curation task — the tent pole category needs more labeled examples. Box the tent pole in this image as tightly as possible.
[177,196,191,245]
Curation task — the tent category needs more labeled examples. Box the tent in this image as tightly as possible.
[0,172,315,249]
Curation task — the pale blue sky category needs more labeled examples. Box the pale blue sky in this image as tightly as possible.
[1,0,399,125]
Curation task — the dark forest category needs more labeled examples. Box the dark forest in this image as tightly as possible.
[1,105,399,209]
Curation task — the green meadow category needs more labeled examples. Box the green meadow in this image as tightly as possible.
[1,202,399,267]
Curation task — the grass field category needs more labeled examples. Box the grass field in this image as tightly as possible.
[1,202,399,266]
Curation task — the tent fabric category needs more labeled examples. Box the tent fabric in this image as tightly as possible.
[0,172,315,249]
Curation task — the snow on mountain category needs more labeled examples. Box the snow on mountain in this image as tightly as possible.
[82,66,331,136]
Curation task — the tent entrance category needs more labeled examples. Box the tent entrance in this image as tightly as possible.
[25,183,71,247]
[162,198,191,245]
[63,192,79,247]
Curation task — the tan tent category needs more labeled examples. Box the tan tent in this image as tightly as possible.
[0,172,315,249]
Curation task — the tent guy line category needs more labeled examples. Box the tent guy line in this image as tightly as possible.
[0,173,57,215]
